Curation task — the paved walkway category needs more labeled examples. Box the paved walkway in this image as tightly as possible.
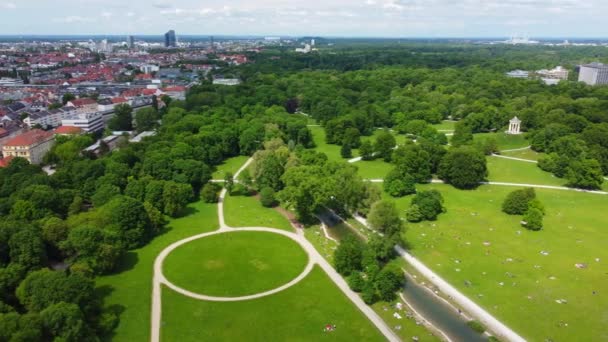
[364,179,607,195]
[491,154,537,163]
[353,215,526,342]
[500,146,532,153]
[151,158,400,342]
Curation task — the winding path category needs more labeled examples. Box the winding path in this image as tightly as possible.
[150,158,400,342]
[364,179,608,195]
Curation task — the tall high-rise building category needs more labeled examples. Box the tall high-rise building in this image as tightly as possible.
[579,63,608,85]
[127,35,135,49]
[164,30,177,48]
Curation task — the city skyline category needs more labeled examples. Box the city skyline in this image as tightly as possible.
[1,0,608,38]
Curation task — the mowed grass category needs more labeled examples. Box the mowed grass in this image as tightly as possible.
[487,156,565,186]
[211,155,250,179]
[163,231,309,296]
[432,120,457,131]
[224,194,294,231]
[354,159,394,180]
[390,183,608,342]
[161,266,386,342]
[500,147,543,161]
[473,132,529,150]
[96,201,219,342]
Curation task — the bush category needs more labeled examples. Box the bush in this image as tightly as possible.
[384,169,416,197]
[438,147,487,189]
[467,320,486,334]
[347,272,365,292]
[259,187,276,207]
[406,204,423,222]
[340,144,352,158]
[502,188,536,215]
[409,190,444,221]
[361,281,377,304]
[200,183,219,203]
[522,207,543,231]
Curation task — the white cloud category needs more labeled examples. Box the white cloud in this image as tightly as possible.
[52,16,96,23]
[2,2,16,9]
[101,11,113,18]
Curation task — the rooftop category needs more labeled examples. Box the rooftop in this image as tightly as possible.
[4,129,54,147]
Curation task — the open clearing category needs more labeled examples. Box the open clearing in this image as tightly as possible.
[387,183,608,342]
[211,155,250,179]
[161,266,386,341]
[162,231,308,297]
[224,194,294,231]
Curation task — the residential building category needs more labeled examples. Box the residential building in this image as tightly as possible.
[2,129,55,165]
[24,108,75,129]
[164,30,177,48]
[506,70,529,78]
[537,66,569,80]
[140,64,160,74]
[162,86,186,100]
[578,63,608,85]
[213,78,241,86]
[67,98,98,114]
[61,112,104,133]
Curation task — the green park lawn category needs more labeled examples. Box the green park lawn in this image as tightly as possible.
[163,231,308,296]
[500,147,543,161]
[431,120,456,132]
[388,183,608,342]
[487,155,565,186]
[354,159,394,180]
[161,266,386,342]
[473,132,529,151]
[96,201,219,342]
[211,155,250,179]
[223,193,294,231]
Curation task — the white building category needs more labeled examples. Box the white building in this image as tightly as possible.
[213,78,241,86]
[140,64,160,74]
[537,66,569,80]
[61,112,104,133]
[578,62,608,85]
[506,70,529,78]
[507,116,522,135]
[24,108,76,129]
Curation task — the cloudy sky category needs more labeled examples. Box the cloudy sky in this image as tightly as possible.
[0,0,606,37]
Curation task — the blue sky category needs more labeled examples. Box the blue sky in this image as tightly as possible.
[0,0,606,37]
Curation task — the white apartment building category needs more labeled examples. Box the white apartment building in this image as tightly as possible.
[61,112,104,133]
[24,108,77,129]
[578,63,608,85]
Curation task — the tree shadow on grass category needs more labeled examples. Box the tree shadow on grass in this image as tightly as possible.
[110,251,140,274]
[95,285,127,342]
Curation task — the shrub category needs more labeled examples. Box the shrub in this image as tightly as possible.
[502,188,536,215]
[259,187,276,207]
[347,272,365,292]
[522,207,543,231]
[406,204,423,222]
[340,144,352,158]
[409,190,444,221]
[200,183,219,203]
[467,320,486,334]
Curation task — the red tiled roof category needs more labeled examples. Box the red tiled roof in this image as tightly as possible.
[111,97,128,104]
[70,98,97,107]
[0,128,8,137]
[162,86,186,92]
[4,129,54,147]
[0,156,14,168]
[142,89,158,96]
[54,126,83,135]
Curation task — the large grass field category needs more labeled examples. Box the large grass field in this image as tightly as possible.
[96,201,219,342]
[161,266,386,341]
[487,156,565,186]
[163,231,308,296]
[388,183,608,341]
[211,155,250,179]
[354,159,394,180]
[473,132,530,151]
[500,147,543,161]
[224,194,294,231]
